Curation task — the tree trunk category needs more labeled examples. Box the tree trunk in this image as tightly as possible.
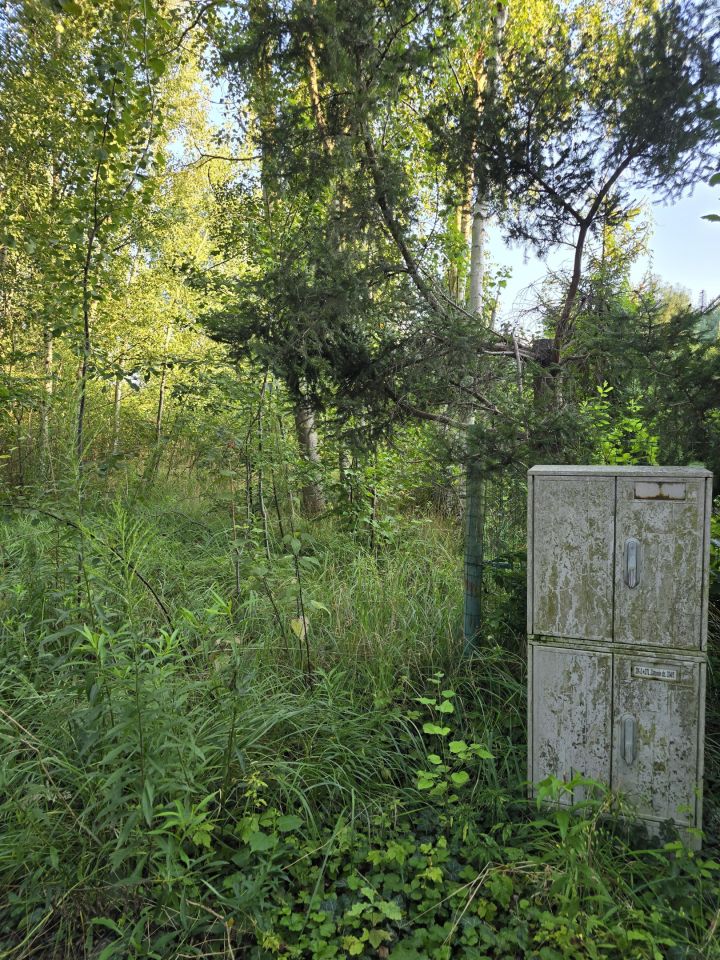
[528,337,561,458]
[554,220,589,360]
[257,372,271,557]
[40,157,60,475]
[462,1,508,651]
[76,243,95,463]
[446,204,467,302]
[40,327,53,471]
[467,199,489,316]
[456,175,475,304]
[155,369,167,444]
[463,183,489,649]
[112,374,122,455]
[338,444,351,505]
[304,0,333,156]
[155,323,172,443]
[293,400,325,517]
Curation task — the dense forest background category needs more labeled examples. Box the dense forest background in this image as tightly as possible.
[1,0,720,957]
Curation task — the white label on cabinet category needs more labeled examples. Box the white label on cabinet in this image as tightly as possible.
[632,664,679,682]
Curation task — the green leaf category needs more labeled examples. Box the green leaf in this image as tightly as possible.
[709,172,720,186]
[97,943,125,960]
[556,809,571,840]
[449,740,468,754]
[422,722,451,737]
[277,814,303,832]
[368,928,390,948]
[89,917,123,934]
[191,828,213,848]
[450,770,470,786]
[141,779,154,826]
[308,599,330,614]
[701,213,720,222]
[437,700,454,713]
[417,774,437,790]
[379,900,403,920]
[249,830,277,852]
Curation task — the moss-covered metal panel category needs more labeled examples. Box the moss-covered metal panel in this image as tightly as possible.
[613,477,706,649]
[528,466,711,844]
[531,476,615,641]
[612,653,703,827]
[529,642,612,802]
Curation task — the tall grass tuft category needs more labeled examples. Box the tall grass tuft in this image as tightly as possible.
[0,482,718,958]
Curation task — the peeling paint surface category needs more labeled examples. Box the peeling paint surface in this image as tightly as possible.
[528,467,710,840]
[614,478,705,649]
[634,481,686,501]
[531,644,612,802]
[613,655,701,825]
[532,477,615,641]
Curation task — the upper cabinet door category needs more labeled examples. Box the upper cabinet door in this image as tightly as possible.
[531,476,615,641]
[614,477,709,649]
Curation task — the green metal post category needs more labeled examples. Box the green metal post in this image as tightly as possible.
[463,458,484,653]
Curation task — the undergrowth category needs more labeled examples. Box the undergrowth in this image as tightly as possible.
[0,480,718,958]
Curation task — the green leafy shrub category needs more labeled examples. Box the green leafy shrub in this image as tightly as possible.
[580,383,659,466]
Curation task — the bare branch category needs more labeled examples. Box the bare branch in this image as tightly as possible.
[384,387,467,428]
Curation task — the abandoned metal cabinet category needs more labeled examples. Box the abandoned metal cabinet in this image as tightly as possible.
[527,465,712,841]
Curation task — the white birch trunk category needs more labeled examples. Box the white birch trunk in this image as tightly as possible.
[467,199,489,317]
[294,400,326,517]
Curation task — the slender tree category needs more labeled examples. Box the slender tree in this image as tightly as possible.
[485,0,720,364]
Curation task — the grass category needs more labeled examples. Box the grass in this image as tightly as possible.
[0,479,718,958]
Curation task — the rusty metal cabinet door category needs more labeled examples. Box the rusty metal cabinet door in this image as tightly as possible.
[613,477,709,649]
[529,643,612,802]
[530,476,615,642]
[612,654,704,827]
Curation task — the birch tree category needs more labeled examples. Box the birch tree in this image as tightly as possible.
[0,0,177,474]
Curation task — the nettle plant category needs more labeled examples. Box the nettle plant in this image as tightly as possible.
[410,673,494,799]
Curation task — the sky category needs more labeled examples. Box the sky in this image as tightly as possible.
[490,181,720,330]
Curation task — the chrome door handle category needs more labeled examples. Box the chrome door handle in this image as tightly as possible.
[622,715,636,764]
[624,538,640,588]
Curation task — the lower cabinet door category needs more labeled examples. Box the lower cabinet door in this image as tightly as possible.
[612,654,703,827]
[529,643,612,803]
